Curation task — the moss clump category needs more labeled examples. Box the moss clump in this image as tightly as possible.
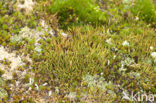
[0,69,5,76]
[24,74,30,83]
[48,0,108,29]
[131,0,156,25]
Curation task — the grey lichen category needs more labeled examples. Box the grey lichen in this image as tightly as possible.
[0,87,8,98]
[0,77,5,87]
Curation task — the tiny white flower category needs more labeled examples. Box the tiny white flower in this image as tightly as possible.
[121,63,125,69]
[122,91,131,100]
[119,63,126,72]
[107,60,110,65]
[106,38,113,45]
[122,41,129,46]
[35,84,39,90]
[55,87,59,94]
[48,91,52,96]
[113,55,116,59]
[43,82,48,86]
[61,32,68,38]
[135,16,139,21]
[28,87,32,91]
[29,78,34,85]
[151,52,156,59]
[9,84,14,90]
[16,81,20,86]
[150,46,154,50]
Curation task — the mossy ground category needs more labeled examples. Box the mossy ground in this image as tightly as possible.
[0,0,156,102]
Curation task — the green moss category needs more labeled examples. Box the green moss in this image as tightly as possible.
[0,0,155,102]
[131,0,156,25]
[0,69,5,76]
[24,74,30,83]
[12,72,18,80]
[48,0,108,29]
